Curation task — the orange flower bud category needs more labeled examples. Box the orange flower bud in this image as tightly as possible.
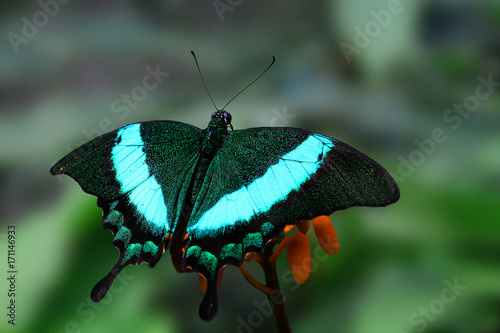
[287,233,311,284]
[198,273,207,295]
[312,215,339,255]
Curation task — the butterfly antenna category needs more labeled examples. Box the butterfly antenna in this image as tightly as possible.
[222,56,275,110]
[191,50,218,111]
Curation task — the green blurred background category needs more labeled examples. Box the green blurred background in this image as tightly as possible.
[1,1,499,332]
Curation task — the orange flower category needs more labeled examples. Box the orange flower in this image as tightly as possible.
[287,232,311,284]
[286,215,339,284]
[312,215,339,255]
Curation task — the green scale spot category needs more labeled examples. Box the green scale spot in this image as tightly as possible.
[186,245,202,259]
[114,226,131,246]
[109,200,119,210]
[220,243,243,260]
[121,243,142,265]
[260,222,274,236]
[143,241,158,255]
[105,210,124,228]
[243,233,263,249]
[199,251,218,277]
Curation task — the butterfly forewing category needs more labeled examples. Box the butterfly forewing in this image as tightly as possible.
[184,127,399,320]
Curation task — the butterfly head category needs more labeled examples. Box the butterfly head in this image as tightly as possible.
[211,110,233,131]
[203,110,233,153]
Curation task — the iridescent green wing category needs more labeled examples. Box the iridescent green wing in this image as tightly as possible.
[51,121,201,301]
[184,127,399,320]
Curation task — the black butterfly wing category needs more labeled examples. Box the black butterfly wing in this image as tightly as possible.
[51,121,202,300]
[183,127,399,320]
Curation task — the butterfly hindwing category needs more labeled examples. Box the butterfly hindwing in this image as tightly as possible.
[51,121,202,300]
[183,127,399,320]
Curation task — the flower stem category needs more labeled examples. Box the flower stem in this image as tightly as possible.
[238,264,273,295]
[267,237,290,264]
[262,240,292,333]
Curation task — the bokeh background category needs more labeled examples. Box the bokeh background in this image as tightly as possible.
[1,1,499,332]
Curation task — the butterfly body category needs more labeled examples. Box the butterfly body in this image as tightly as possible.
[191,112,230,203]
[51,109,399,321]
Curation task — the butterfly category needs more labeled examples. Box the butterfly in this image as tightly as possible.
[50,55,400,321]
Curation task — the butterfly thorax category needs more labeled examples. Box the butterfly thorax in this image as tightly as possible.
[200,117,228,155]
[190,111,232,204]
